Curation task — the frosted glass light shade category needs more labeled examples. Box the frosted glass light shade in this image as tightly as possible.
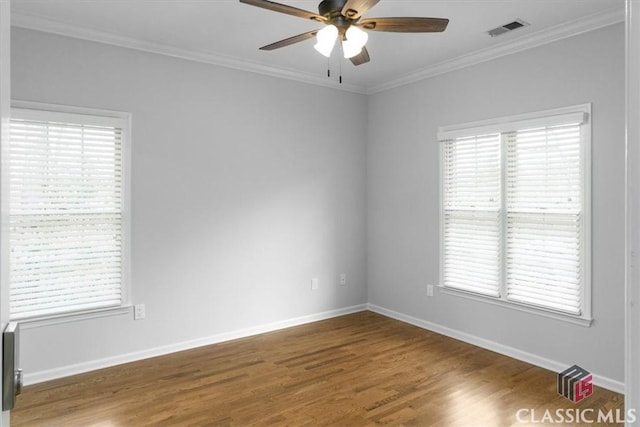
[314,25,339,57]
[342,26,368,58]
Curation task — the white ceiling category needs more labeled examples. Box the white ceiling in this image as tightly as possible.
[10,0,625,93]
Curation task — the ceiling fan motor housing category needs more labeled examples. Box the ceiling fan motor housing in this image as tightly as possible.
[318,0,349,19]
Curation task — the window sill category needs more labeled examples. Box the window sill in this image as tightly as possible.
[438,286,593,327]
[16,305,133,330]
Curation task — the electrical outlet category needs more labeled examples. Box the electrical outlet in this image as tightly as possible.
[427,285,434,297]
[311,278,319,291]
[339,273,347,286]
[134,304,146,320]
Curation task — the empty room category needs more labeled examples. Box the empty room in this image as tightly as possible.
[1,0,640,425]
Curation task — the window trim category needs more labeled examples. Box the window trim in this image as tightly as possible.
[9,100,132,321]
[438,104,592,325]
[17,305,133,330]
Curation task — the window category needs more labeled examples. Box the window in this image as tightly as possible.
[9,103,130,320]
[438,105,590,320]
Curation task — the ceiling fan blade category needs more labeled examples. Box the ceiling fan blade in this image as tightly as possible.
[359,17,449,33]
[259,30,318,51]
[341,0,380,20]
[240,0,326,22]
[350,46,370,66]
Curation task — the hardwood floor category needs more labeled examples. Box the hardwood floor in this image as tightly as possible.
[12,311,623,426]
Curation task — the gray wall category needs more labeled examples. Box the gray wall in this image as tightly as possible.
[12,27,368,377]
[367,24,625,382]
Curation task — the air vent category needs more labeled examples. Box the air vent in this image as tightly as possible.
[487,19,529,37]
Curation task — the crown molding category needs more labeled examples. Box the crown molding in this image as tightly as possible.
[12,7,624,96]
[10,12,368,95]
[366,7,625,95]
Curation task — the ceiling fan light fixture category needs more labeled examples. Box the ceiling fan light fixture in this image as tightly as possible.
[342,26,368,59]
[314,24,339,57]
[342,40,362,59]
[241,0,451,67]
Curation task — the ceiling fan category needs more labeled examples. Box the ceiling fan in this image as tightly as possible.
[239,0,449,66]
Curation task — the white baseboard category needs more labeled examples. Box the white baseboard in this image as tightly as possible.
[367,303,625,394]
[25,302,624,395]
[24,304,368,385]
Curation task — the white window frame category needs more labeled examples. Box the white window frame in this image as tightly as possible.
[9,100,132,325]
[438,104,592,326]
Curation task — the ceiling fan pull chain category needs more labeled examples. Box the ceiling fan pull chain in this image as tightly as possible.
[339,56,343,84]
[327,56,331,77]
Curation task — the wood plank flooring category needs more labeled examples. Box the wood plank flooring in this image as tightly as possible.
[12,311,623,426]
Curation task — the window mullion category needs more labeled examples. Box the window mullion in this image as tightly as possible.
[499,132,508,301]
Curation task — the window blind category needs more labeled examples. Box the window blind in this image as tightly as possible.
[505,123,583,314]
[442,133,502,297]
[439,106,589,318]
[9,108,125,320]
